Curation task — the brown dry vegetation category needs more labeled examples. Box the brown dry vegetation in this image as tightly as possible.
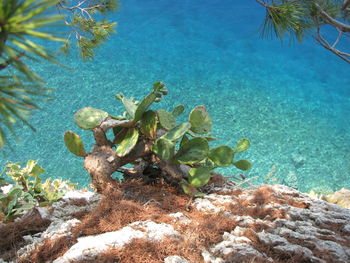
[6,180,349,263]
[19,236,77,263]
[81,210,237,263]
[0,209,51,261]
[72,179,190,236]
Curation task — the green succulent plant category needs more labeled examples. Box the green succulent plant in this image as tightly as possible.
[64,82,251,195]
[0,160,77,222]
[0,186,35,222]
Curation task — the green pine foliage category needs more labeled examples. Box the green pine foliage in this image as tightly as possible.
[0,0,118,148]
[259,0,345,40]
[58,0,117,60]
[261,1,311,41]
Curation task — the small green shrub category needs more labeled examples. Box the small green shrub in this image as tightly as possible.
[0,160,76,222]
[0,185,36,222]
[64,82,251,196]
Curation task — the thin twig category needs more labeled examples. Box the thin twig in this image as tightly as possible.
[236,176,259,187]
[315,3,350,32]
[332,29,343,48]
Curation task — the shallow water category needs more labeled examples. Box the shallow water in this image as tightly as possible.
[1,0,350,193]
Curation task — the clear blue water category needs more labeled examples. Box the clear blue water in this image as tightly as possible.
[1,0,350,193]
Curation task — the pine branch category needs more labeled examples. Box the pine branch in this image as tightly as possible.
[341,0,350,10]
[256,0,350,64]
[314,26,350,63]
[315,3,350,32]
[0,53,24,71]
[57,0,118,59]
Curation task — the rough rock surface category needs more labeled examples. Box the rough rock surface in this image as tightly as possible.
[2,184,350,263]
[54,221,180,263]
[190,184,350,263]
[17,191,100,259]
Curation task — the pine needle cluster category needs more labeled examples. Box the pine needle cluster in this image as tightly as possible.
[0,0,118,148]
[58,0,118,60]
[257,0,350,63]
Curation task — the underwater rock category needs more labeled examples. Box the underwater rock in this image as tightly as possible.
[291,152,306,168]
[284,170,299,189]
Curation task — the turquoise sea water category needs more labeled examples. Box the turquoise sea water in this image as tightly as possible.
[1,0,350,193]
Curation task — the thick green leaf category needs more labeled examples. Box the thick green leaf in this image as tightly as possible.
[234,138,250,153]
[188,166,212,187]
[173,137,209,164]
[8,187,22,197]
[194,192,206,197]
[187,131,217,142]
[74,107,108,130]
[157,110,176,130]
[189,105,212,134]
[208,146,234,167]
[29,161,45,178]
[162,122,191,142]
[152,138,175,160]
[121,96,137,119]
[133,93,156,122]
[233,160,252,170]
[15,203,35,213]
[180,181,193,195]
[64,131,86,157]
[116,128,139,157]
[134,82,167,123]
[0,177,8,187]
[202,136,217,142]
[140,110,157,139]
[172,104,185,118]
[205,158,215,167]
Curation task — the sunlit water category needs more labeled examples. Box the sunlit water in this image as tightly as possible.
[1,0,350,193]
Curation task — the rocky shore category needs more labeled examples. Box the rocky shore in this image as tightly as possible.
[1,182,350,263]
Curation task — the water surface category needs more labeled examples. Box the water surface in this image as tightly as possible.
[2,0,350,193]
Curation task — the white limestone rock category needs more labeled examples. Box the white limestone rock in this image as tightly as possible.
[192,198,222,213]
[169,212,192,224]
[257,232,288,246]
[314,240,350,262]
[54,226,145,263]
[6,184,350,263]
[231,226,247,237]
[201,249,225,263]
[54,221,179,263]
[129,220,180,241]
[16,190,100,260]
[273,244,313,259]
[43,218,81,239]
[61,190,99,203]
[164,255,191,263]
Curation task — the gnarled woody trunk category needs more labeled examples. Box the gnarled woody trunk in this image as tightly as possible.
[82,120,188,193]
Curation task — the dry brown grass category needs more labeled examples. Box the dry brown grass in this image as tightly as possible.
[72,179,189,236]
[14,181,348,263]
[80,211,237,263]
[19,236,77,263]
[0,209,50,261]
